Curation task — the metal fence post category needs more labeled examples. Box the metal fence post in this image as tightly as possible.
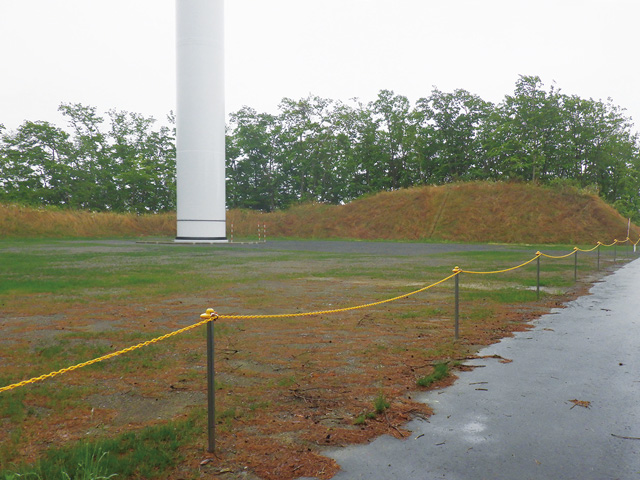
[207,317,215,452]
[614,243,617,263]
[574,249,578,282]
[453,267,460,340]
[200,309,218,453]
[536,253,541,300]
[597,243,600,271]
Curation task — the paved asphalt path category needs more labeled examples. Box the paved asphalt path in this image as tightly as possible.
[313,259,640,480]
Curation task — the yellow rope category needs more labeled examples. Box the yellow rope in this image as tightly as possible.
[2,235,637,394]
[600,239,618,247]
[0,274,458,393]
[575,243,601,253]
[458,254,540,275]
[0,315,217,393]
[217,273,459,320]
[539,247,578,259]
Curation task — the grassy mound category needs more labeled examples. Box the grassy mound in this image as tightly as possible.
[2,182,637,244]
[230,182,639,244]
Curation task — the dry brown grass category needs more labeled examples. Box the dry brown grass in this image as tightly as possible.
[2,182,638,244]
[229,182,640,244]
[0,204,176,238]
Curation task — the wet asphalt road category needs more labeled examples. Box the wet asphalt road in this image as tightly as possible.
[317,259,640,480]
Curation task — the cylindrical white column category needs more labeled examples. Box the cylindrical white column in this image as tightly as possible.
[175,0,226,242]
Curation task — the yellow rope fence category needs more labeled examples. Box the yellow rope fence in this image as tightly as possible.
[1,237,637,394]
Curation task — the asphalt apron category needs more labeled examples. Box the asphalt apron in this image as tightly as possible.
[322,259,640,480]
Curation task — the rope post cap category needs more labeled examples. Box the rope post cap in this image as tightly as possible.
[597,241,602,245]
[536,251,542,256]
[573,246,578,251]
[200,308,218,320]
[452,266,461,274]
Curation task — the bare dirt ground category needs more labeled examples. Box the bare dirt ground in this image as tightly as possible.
[0,240,624,479]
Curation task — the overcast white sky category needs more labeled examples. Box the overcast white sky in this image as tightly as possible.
[1,0,638,133]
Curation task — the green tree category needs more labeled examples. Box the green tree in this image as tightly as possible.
[58,103,111,209]
[108,109,176,212]
[331,100,386,199]
[416,88,492,182]
[0,120,74,205]
[370,90,417,189]
[1,104,176,213]
[226,107,282,211]
[576,99,637,202]
[277,95,344,205]
[483,76,564,182]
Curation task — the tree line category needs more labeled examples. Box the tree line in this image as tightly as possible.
[0,104,176,213]
[1,76,639,219]
[226,75,640,219]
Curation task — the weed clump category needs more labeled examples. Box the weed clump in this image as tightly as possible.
[373,393,390,414]
[353,412,377,426]
[353,394,391,426]
[417,362,449,388]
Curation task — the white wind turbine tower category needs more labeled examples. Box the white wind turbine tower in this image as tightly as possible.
[175,0,227,242]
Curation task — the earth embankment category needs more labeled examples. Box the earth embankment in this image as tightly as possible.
[230,182,639,244]
[2,182,637,244]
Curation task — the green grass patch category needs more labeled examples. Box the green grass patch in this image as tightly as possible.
[0,415,200,479]
[0,387,27,423]
[31,384,88,411]
[464,306,496,322]
[247,400,271,412]
[462,288,538,304]
[417,362,450,388]
[110,344,171,372]
[353,393,391,425]
[276,376,297,388]
[353,411,377,425]
[353,395,390,426]
[373,393,390,414]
